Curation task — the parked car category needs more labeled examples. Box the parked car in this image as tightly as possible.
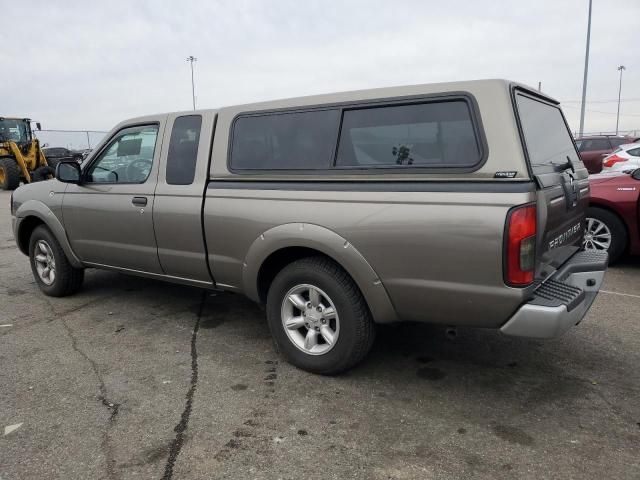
[575,135,634,174]
[585,169,640,262]
[42,147,83,168]
[78,148,93,160]
[601,143,640,173]
[11,80,608,374]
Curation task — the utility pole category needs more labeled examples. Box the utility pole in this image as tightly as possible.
[579,0,592,137]
[538,81,542,92]
[186,56,197,110]
[615,65,626,135]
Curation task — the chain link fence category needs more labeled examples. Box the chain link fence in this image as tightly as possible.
[34,129,108,150]
[573,129,639,138]
[33,127,639,150]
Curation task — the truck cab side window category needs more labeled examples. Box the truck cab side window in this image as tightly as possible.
[166,115,202,185]
[86,125,158,183]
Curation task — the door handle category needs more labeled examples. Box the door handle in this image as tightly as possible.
[132,196,148,207]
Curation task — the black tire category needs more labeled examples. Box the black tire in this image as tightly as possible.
[31,165,55,182]
[29,225,84,297]
[0,157,21,190]
[266,256,376,375]
[585,207,627,263]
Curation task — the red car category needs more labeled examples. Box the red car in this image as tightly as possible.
[575,135,634,174]
[586,169,640,262]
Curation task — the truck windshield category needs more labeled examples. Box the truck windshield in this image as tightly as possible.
[0,119,30,143]
[516,93,580,173]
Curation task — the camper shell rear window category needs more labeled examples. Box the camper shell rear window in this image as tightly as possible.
[514,91,581,174]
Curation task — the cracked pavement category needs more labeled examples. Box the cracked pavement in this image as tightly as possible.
[1,189,639,479]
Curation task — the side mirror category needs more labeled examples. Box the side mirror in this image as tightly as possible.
[56,161,82,184]
[36,122,42,131]
[631,168,640,181]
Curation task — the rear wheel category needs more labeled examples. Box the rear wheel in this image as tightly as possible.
[0,157,21,190]
[584,207,627,263]
[29,225,84,296]
[266,256,375,375]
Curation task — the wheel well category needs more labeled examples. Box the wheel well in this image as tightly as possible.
[589,203,631,250]
[257,247,334,303]
[588,203,629,238]
[17,216,45,255]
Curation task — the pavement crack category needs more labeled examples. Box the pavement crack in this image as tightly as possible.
[1,292,124,337]
[60,316,120,480]
[161,291,206,480]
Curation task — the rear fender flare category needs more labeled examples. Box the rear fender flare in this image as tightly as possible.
[242,223,399,324]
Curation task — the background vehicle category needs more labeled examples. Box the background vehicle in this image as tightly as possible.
[575,135,634,174]
[42,147,83,166]
[11,80,608,374]
[0,117,52,190]
[601,143,640,173]
[586,169,640,262]
[78,148,92,160]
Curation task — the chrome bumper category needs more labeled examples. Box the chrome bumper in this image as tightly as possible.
[501,250,608,339]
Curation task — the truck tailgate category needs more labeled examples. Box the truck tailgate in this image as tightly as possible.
[513,88,590,282]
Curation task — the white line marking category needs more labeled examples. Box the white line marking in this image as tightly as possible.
[600,290,640,300]
[4,423,23,436]
[0,324,13,327]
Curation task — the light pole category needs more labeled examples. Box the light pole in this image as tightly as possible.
[616,65,626,135]
[186,56,197,110]
[579,0,592,137]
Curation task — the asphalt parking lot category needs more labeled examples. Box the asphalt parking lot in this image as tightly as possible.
[1,189,639,480]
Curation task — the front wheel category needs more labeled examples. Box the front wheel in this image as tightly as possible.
[584,207,627,263]
[29,225,84,296]
[0,157,21,190]
[266,256,375,375]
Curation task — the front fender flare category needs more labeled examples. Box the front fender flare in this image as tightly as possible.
[15,200,84,268]
[242,223,398,324]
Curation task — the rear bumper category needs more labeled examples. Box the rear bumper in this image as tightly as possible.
[500,250,608,339]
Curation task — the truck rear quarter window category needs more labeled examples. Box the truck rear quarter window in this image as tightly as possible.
[335,100,481,168]
[166,115,202,185]
[515,94,580,172]
[230,110,340,170]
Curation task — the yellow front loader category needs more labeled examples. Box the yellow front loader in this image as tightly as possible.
[0,117,53,190]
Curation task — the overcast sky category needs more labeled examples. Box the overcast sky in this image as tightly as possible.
[4,0,640,145]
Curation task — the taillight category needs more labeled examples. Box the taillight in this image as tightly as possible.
[505,204,537,287]
[603,154,626,168]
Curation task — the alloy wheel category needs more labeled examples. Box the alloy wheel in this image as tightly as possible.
[584,217,612,252]
[34,240,56,285]
[281,284,340,355]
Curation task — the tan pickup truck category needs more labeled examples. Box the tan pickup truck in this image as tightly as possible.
[11,79,608,373]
